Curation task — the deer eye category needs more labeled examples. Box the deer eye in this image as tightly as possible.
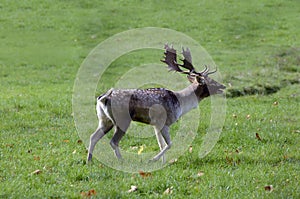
[196,76,205,85]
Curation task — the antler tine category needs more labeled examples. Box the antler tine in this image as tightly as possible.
[181,47,192,64]
[206,67,218,75]
[199,65,208,74]
[180,47,195,72]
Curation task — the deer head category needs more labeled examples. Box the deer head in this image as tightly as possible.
[161,44,226,97]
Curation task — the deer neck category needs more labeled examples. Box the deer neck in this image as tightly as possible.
[175,83,208,116]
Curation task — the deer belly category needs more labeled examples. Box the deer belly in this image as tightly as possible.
[130,107,152,124]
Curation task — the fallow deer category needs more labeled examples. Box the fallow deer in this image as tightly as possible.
[87,44,225,163]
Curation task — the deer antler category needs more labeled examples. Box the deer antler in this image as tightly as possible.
[161,44,217,76]
[161,44,191,74]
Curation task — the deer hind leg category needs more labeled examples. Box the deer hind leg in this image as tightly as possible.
[151,125,172,162]
[110,123,130,159]
[154,126,167,163]
[87,118,113,162]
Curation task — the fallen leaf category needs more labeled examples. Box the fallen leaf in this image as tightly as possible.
[226,156,233,164]
[87,189,96,196]
[90,34,97,39]
[130,146,138,150]
[138,170,152,178]
[80,189,97,197]
[98,163,104,168]
[31,169,42,175]
[255,133,262,141]
[34,156,40,161]
[264,185,273,192]
[293,130,300,133]
[197,171,205,177]
[43,165,52,172]
[163,187,173,195]
[169,158,178,164]
[80,192,86,197]
[127,185,138,193]
[189,145,193,153]
[63,139,69,143]
[138,145,144,155]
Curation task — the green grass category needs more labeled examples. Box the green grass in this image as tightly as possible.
[1,0,299,198]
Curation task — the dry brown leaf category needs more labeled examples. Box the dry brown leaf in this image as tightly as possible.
[226,156,233,164]
[34,156,40,161]
[264,185,273,192]
[80,189,97,197]
[87,189,96,196]
[138,170,152,178]
[63,139,69,143]
[127,185,138,193]
[6,144,14,148]
[163,187,173,195]
[255,133,262,141]
[31,169,42,175]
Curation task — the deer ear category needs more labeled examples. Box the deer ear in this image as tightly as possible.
[196,76,206,85]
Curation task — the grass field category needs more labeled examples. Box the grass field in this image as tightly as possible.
[1,0,299,198]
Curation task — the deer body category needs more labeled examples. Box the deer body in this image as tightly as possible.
[101,88,181,126]
[87,44,225,163]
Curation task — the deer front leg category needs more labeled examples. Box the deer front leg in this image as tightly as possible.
[87,120,113,163]
[151,126,172,162]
